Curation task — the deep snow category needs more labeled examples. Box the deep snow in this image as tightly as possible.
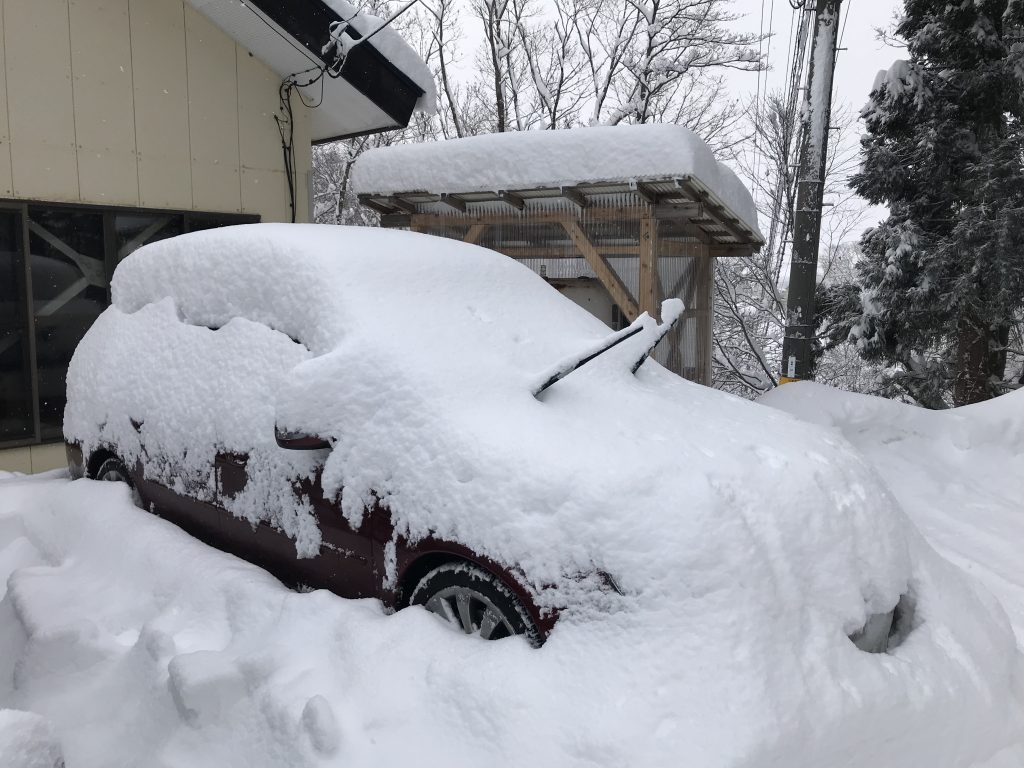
[6,226,1023,766]
[0,468,1021,768]
[762,382,1024,766]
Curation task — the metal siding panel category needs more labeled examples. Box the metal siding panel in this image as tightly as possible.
[6,0,79,199]
[30,443,67,472]
[237,45,284,172]
[77,149,138,206]
[0,446,32,474]
[237,43,289,220]
[293,101,311,222]
[240,167,289,222]
[130,0,192,209]
[70,0,139,205]
[0,2,11,196]
[185,5,240,212]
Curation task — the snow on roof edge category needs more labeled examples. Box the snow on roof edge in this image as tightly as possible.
[323,0,437,115]
[351,124,761,239]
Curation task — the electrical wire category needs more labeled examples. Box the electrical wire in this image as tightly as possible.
[274,0,424,222]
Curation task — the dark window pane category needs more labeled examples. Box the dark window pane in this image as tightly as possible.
[0,210,25,323]
[114,213,183,262]
[28,207,107,439]
[0,209,33,441]
[0,331,34,441]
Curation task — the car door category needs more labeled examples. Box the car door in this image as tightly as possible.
[293,469,376,598]
[214,450,298,578]
[214,451,375,597]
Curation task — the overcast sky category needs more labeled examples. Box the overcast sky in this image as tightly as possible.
[724,0,905,229]
[727,0,904,113]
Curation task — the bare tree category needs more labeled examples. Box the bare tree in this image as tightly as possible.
[712,95,867,398]
[572,0,763,127]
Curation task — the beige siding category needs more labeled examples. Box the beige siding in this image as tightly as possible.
[131,0,192,209]
[237,45,289,219]
[0,0,310,222]
[5,0,80,201]
[0,2,13,196]
[70,0,139,205]
[0,444,66,473]
[185,5,240,212]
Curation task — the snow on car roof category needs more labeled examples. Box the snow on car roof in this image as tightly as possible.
[350,124,762,238]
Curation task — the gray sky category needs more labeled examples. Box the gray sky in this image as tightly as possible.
[727,0,904,115]
[725,0,905,229]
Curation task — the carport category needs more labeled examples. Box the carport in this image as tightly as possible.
[351,124,763,384]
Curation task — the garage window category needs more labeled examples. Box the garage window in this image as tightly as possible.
[0,201,257,448]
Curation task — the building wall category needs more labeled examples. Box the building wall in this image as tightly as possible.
[0,0,311,223]
[0,0,313,473]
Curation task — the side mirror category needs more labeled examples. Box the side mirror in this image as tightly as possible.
[275,426,331,451]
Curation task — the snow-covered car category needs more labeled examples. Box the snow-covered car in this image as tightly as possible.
[63,225,1001,652]
[48,223,1024,765]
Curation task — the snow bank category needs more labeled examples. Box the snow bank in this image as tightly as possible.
[53,225,1021,766]
[761,382,1024,637]
[350,124,761,237]
[0,710,63,768]
[0,472,1019,768]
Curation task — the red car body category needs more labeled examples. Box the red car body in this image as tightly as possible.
[65,441,558,638]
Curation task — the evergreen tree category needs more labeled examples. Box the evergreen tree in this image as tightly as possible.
[846,0,1024,406]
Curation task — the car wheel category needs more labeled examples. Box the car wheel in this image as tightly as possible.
[410,563,539,644]
[95,456,133,487]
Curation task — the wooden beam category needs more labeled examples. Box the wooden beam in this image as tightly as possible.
[411,211,575,228]
[379,213,412,228]
[497,191,526,211]
[629,180,658,205]
[709,245,756,258]
[463,224,489,244]
[673,178,754,245]
[560,220,639,322]
[388,196,419,214]
[407,207,647,229]
[639,213,658,319]
[440,193,467,213]
[653,202,702,220]
[359,195,396,215]
[498,245,640,258]
[559,186,588,210]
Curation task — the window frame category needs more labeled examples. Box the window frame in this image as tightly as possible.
[0,199,259,450]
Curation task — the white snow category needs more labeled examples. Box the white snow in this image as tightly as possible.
[11,223,1012,766]
[0,710,63,768]
[761,382,1024,766]
[350,124,761,238]
[761,382,1024,642]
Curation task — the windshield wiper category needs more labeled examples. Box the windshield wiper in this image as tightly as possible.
[532,299,684,398]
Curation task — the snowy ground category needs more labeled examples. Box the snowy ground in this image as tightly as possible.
[1,383,1023,766]
[762,383,1024,766]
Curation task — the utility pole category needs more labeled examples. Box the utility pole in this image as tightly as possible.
[780,0,843,384]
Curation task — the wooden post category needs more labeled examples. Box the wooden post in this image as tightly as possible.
[560,220,639,322]
[639,212,658,320]
[696,242,713,385]
[463,224,488,244]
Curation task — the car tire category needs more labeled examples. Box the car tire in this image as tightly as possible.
[410,563,539,645]
[95,456,133,487]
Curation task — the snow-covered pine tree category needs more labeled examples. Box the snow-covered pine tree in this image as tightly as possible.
[848,0,1024,406]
